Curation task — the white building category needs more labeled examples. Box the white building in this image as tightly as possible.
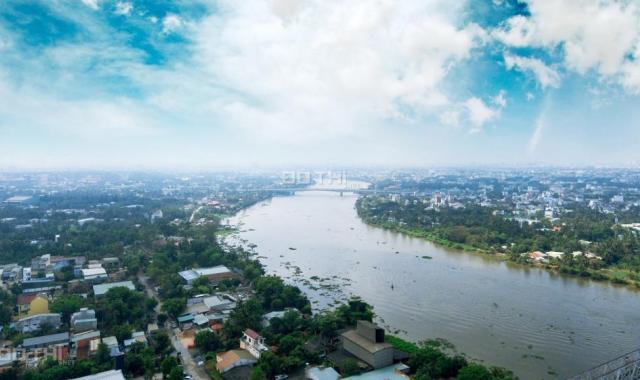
[240,329,268,359]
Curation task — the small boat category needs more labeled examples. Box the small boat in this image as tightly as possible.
[288,247,297,250]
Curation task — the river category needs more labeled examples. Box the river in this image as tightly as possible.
[226,191,640,380]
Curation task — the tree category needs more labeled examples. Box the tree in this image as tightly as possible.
[195,330,221,353]
[249,366,267,380]
[161,356,179,377]
[50,295,84,323]
[153,332,172,355]
[457,364,492,380]
[339,359,361,377]
[167,366,183,380]
[161,298,185,318]
[95,342,111,367]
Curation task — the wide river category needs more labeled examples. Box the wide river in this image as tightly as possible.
[227,191,640,380]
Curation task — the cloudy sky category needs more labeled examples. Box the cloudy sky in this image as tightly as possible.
[1,0,640,169]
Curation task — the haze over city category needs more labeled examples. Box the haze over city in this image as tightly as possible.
[2,0,640,169]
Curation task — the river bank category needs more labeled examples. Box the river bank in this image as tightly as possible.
[357,214,640,291]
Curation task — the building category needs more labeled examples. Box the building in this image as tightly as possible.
[102,336,119,350]
[240,329,268,359]
[71,308,98,332]
[27,293,49,316]
[17,293,40,316]
[124,331,147,351]
[22,332,70,349]
[202,295,236,312]
[70,370,126,380]
[341,321,394,369]
[216,349,257,373]
[71,330,101,359]
[93,281,135,296]
[13,313,62,333]
[178,265,237,285]
[22,267,32,282]
[81,267,108,281]
[306,366,341,380]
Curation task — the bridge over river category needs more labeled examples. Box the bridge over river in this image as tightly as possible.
[570,349,640,380]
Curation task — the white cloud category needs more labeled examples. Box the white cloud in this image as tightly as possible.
[188,0,487,140]
[494,0,640,92]
[464,97,499,132]
[526,92,535,101]
[162,14,182,33]
[81,0,100,10]
[504,54,560,88]
[492,90,507,108]
[114,2,133,16]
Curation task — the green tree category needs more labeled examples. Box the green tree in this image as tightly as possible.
[458,364,492,380]
[50,295,84,323]
[195,330,221,353]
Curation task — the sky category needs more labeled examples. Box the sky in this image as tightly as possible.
[1,0,640,170]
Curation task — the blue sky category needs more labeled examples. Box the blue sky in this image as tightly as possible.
[0,0,639,169]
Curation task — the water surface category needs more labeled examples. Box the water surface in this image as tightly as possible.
[227,192,640,380]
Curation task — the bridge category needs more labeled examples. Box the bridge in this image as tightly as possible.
[246,187,418,196]
[569,349,640,380]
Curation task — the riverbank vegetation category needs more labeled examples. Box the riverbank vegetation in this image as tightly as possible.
[356,196,640,288]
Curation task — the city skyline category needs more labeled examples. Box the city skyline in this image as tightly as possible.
[1,0,640,169]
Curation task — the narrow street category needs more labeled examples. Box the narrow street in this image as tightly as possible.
[138,274,210,380]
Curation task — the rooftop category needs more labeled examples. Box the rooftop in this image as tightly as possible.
[22,332,69,348]
[93,281,135,296]
[70,370,126,380]
[341,329,393,354]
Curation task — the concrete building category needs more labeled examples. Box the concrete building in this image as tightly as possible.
[70,370,126,380]
[71,330,101,359]
[13,313,62,333]
[240,329,268,359]
[22,332,70,349]
[216,349,257,373]
[341,321,394,369]
[71,308,98,332]
[178,265,237,285]
[27,294,49,316]
[93,281,135,296]
[81,267,108,281]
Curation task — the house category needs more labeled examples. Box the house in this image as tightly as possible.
[343,363,411,380]
[70,370,126,380]
[71,330,101,359]
[22,332,69,349]
[306,366,341,380]
[178,265,237,285]
[102,336,119,350]
[17,293,38,316]
[216,349,257,373]
[341,321,394,369]
[527,251,547,262]
[27,293,50,316]
[71,308,98,332]
[546,251,565,259]
[124,331,147,350]
[93,281,135,296]
[240,329,269,359]
[262,309,297,327]
[202,295,236,312]
[81,267,108,281]
[13,313,62,333]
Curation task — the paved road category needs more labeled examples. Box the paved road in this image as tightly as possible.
[138,274,209,380]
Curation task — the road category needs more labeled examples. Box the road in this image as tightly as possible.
[138,274,210,380]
